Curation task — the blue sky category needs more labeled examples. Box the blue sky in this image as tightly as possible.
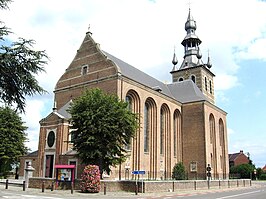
[1,0,266,168]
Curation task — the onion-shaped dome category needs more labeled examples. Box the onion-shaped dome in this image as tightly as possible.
[185,9,197,31]
[197,48,202,59]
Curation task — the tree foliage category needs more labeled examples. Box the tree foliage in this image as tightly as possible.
[68,88,139,175]
[0,0,47,112]
[0,106,28,177]
[172,162,186,180]
[230,163,255,179]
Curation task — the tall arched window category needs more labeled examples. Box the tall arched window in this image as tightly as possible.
[160,109,165,155]
[219,118,226,179]
[126,90,141,171]
[125,90,140,153]
[144,103,150,153]
[209,114,215,144]
[209,114,217,178]
[160,104,170,156]
[125,96,133,151]
[173,110,181,158]
[219,119,224,147]
[126,96,132,110]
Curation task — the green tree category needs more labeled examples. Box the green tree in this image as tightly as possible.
[68,88,139,176]
[0,0,47,113]
[172,162,186,180]
[230,163,255,179]
[0,106,28,177]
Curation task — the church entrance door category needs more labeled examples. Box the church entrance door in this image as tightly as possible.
[45,155,54,178]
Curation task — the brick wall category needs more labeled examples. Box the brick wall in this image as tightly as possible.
[28,178,251,192]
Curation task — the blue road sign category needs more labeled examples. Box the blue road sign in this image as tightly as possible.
[132,170,145,175]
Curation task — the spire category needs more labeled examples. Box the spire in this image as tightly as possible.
[180,8,202,70]
[197,47,203,65]
[172,47,178,71]
[53,100,57,112]
[86,24,92,35]
[185,8,197,32]
[206,50,212,68]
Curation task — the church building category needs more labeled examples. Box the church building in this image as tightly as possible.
[20,9,229,180]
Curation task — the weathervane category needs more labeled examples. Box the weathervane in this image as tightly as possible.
[187,0,193,9]
[87,24,92,35]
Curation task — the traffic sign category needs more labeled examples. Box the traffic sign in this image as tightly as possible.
[132,170,145,175]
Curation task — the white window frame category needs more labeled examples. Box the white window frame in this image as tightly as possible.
[45,128,57,149]
[190,161,197,172]
[68,159,78,179]
[81,65,89,75]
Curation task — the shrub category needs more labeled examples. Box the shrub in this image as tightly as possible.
[259,173,266,180]
[80,165,101,193]
[172,162,186,180]
[230,164,255,179]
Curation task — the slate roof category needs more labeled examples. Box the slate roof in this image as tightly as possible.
[57,100,72,119]
[103,51,174,97]
[62,149,78,155]
[44,51,208,122]
[26,150,38,157]
[167,80,207,103]
[104,51,207,103]
[229,152,241,162]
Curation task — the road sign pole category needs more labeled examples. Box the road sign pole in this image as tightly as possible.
[142,173,144,193]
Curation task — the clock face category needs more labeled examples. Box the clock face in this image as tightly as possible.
[47,131,55,147]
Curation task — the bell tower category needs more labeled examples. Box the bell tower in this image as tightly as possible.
[171,9,215,104]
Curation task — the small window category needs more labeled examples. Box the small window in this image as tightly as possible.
[179,77,184,82]
[209,80,212,94]
[191,75,196,83]
[82,65,88,75]
[47,131,55,148]
[69,132,74,143]
[190,161,197,172]
[205,77,207,91]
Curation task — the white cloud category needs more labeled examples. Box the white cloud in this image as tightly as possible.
[214,74,239,91]
[237,38,266,61]
[229,138,266,167]
[227,128,235,136]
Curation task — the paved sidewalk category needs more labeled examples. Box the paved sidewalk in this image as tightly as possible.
[1,182,264,199]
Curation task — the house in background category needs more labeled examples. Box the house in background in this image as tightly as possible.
[229,150,250,168]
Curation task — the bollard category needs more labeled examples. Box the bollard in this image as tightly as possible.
[135,183,138,195]
[5,179,8,189]
[71,182,73,194]
[219,180,221,189]
[237,179,239,187]
[51,181,54,191]
[42,181,45,192]
[244,180,245,187]
[23,181,26,191]
[194,181,196,190]
[172,181,174,192]
[250,180,252,186]
[228,180,230,188]
[104,183,106,195]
